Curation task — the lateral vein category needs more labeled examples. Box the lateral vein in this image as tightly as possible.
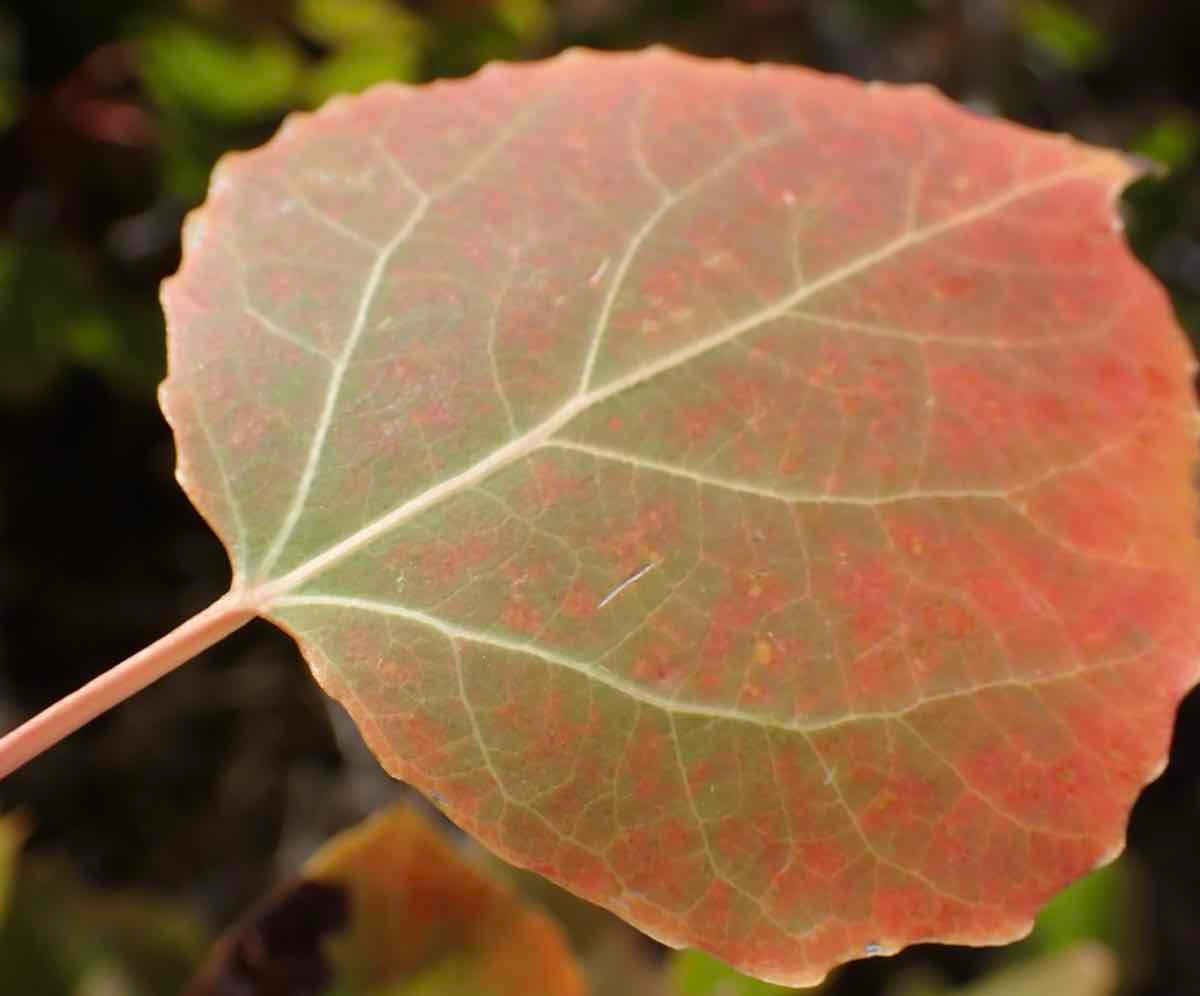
[262,164,1105,596]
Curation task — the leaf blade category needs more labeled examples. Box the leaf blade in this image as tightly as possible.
[161,48,1200,985]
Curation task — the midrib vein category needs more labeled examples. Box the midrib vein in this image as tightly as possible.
[260,163,1106,601]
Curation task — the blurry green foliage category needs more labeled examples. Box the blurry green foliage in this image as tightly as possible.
[1,0,560,407]
[297,0,414,41]
[1133,112,1200,172]
[669,949,806,995]
[1024,860,1140,958]
[0,814,207,996]
[133,0,548,197]
[1016,0,1110,71]
[3,0,1180,412]
[139,18,302,122]
[492,0,550,42]
[138,0,551,120]
[420,0,549,79]
[0,814,28,923]
[1122,171,1200,348]
[296,0,425,107]
[0,240,164,402]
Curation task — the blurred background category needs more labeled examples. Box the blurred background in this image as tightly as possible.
[0,1,1197,994]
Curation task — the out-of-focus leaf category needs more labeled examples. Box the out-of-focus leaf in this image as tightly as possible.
[308,805,584,996]
[491,0,550,41]
[0,240,164,402]
[670,949,806,995]
[1013,858,1149,991]
[294,0,426,108]
[0,814,30,924]
[301,41,423,109]
[73,959,138,996]
[1132,112,1200,171]
[139,19,301,122]
[186,804,584,996]
[424,0,549,76]
[498,861,667,996]
[1017,1,1109,71]
[962,943,1117,996]
[1025,860,1135,954]
[184,878,349,996]
[0,850,207,996]
[0,240,86,401]
[296,0,421,44]
[156,116,251,204]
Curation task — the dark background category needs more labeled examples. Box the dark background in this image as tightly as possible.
[0,1,1197,994]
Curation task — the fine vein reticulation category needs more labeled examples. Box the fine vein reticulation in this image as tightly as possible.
[259,161,1107,598]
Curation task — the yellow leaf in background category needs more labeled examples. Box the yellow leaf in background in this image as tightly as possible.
[307,805,585,996]
[186,803,586,996]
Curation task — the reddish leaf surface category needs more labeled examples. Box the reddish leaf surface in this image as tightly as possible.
[160,48,1200,984]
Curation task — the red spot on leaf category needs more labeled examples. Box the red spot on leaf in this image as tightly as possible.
[417,535,496,585]
[502,595,544,635]
[632,643,684,685]
[559,579,597,618]
[411,398,459,430]
[523,458,594,512]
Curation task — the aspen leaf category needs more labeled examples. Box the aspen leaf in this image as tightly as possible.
[160,48,1200,985]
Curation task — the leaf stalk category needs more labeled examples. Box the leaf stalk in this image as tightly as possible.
[0,592,256,779]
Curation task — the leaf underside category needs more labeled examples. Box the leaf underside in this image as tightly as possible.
[160,48,1200,986]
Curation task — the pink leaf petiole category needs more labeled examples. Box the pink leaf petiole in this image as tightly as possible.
[0,591,256,779]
